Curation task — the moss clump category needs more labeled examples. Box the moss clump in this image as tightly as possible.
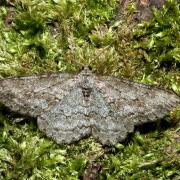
[0,0,179,179]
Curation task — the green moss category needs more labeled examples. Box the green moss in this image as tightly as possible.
[0,0,179,179]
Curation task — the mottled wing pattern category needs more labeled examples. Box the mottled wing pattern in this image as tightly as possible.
[37,86,92,144]
[37,75,111,144]
[0,69,179,146]
[91,76,179,145]
[0,73,78,117]
[0,72,105,144]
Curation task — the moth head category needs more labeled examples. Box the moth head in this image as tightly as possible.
[80,66,92,76]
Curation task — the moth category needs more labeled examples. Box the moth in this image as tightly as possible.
[0,67,179,145]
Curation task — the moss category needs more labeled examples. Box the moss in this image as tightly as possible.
[0,0,179,179]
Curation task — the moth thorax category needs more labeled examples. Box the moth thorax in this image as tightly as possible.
[81,81,92,101]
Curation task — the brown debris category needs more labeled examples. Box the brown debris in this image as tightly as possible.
[83,163,101,180]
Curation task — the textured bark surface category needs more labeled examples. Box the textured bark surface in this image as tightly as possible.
[118,0,166,22]
[0,67,179,145]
